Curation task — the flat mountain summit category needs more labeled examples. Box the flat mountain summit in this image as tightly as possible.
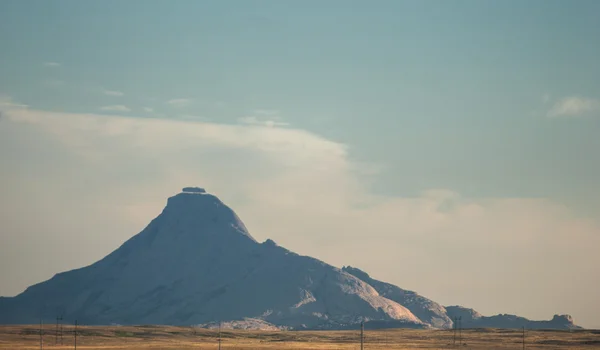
[0,188,581,330]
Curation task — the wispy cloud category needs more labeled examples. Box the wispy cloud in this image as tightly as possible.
[143,107,154,113]
[166,98,191,108]
[547,96,600,118]
[0,95,28,110]
[103,90,124,97]
[100,105,131,112]
[238,116,288,128]
[238,109,288,127]
[0,96,28,121]
[43,62,60,67]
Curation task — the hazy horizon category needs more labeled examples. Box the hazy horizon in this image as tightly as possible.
[1,0,599,328]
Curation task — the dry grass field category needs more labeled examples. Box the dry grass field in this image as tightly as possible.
[1,325,599,349]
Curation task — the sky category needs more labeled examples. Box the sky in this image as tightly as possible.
[1,0,600,328]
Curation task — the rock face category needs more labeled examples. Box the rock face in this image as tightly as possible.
[343,266,453,329]
[445,306,581,330]
[0,188,582,330]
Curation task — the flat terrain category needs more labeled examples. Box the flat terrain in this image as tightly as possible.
[1,325,599,349]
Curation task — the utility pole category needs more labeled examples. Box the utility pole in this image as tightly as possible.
[60,315,64,345]
[458,316,462,346]
[40,319,43,350]
[522,326,525,350]
[453,317,456,346]
[74,320,78,350]
[55,316,61,345]
[360,321,364,350]
[218,322,221,350]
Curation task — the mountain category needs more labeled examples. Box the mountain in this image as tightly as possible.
[0,188,580,330]
[0,188,422,329]
[445,306,581,330]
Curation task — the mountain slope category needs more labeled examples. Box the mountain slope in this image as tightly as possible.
[0,188,423,329]
[342,266,453,328]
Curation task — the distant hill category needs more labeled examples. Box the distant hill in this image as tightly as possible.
[0,187,580,330]
[445,306,581,330]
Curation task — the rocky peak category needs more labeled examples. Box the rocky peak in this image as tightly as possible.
[161,187,256,242]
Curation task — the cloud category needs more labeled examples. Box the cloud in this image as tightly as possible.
[143,107,154,113]
[0,95,28,110]
[100,105,131,112]
[1,108,600,328]
[103,90,124,97]
[43,62,60,67]
[547,96,600,118]
[238,109,288,127]
[166,98,191,108]
[238,116,288,128]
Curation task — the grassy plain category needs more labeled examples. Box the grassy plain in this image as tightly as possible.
[0,325,599,349]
